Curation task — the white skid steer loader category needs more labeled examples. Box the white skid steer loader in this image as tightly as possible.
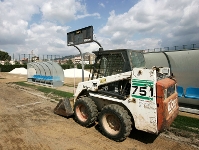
[54,49,179,141]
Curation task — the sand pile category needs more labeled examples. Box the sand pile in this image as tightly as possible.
[9,67,27,75]
[63,68,90,78]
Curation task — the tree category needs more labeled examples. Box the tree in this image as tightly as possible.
[0,50,11,61]
[67,59,73,65]
[15,61,20,65]
[4,61,11,65]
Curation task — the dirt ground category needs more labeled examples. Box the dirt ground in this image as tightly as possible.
[0,72,198,150]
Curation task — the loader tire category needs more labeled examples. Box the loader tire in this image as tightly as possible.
[74,97,98,127]
[98,104,132,142]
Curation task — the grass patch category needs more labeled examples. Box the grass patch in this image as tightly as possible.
[14,81,73,98]
[171,115,199,134]
[37,86,73,98]
[15,81,36,88]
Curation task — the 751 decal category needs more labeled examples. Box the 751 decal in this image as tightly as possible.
[131,79,154,100]
[132,86,153,97]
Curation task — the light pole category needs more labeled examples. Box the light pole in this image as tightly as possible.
[192,44,196,49]
[74,45,84,82]
[174,46,178,50]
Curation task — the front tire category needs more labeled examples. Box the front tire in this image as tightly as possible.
[74,97,98,127]
[98,104,132,141]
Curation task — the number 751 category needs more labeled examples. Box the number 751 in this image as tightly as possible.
[132,86,153,97]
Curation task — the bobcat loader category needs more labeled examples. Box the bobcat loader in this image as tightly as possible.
[54,48,179,141]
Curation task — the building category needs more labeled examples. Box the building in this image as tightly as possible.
[32,56,39,62]
[72,52,96,64]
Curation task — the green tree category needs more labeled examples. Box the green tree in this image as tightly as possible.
[67,59,73,65]
[15,61,20,65]
[4,61,11,65]
[0,50,11,61]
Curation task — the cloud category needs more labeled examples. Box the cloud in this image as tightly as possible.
[1,0,199,58]
[0,0,41,22]
[0,0,40,45]
[94,35,161,50]
[0,20,28,45]
[41,0,81,24]
[25,22,70,54]
[100,0,199,49]
[0,0,101,56]
[76,13,100,19]
[99,3,105,8]
[41,0,100,23]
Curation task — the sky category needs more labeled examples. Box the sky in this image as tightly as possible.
[0,0,199,59]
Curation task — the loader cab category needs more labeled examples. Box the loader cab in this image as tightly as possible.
[91,49,145,79]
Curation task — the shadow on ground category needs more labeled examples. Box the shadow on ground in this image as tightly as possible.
[128,128,158,144]
[94,124,158,143]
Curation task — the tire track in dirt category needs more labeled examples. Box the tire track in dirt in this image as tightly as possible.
[0,81,198,150]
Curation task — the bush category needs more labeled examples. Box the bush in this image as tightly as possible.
[0,65,27,72]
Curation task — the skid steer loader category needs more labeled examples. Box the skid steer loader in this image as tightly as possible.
[54,48,179,141]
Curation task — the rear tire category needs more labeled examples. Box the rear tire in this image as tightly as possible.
[74,97,98,127]
[98,104,132,141]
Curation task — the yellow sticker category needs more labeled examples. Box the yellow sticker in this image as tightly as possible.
[100,78,106,83]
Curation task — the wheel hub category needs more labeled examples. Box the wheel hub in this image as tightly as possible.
[79,105,88,119]
[106,115,120,131]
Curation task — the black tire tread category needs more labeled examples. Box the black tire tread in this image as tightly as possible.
[74,97,98,127]
[99,104,132,142]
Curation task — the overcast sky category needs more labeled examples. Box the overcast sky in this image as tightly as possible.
[0,0,199,59]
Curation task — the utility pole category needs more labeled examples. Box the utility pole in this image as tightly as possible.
[192,44,196,49]
[18,54,20,61]
[28,54,31,62]
[53,55,60,62]
[31,50,34,62]
[174,46,178,50]
[21,54,26,64]
[21,54,26,60]
[47,55,53,61]
[183,45,187,49]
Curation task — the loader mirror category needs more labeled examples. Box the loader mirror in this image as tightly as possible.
[67,26,93,46]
